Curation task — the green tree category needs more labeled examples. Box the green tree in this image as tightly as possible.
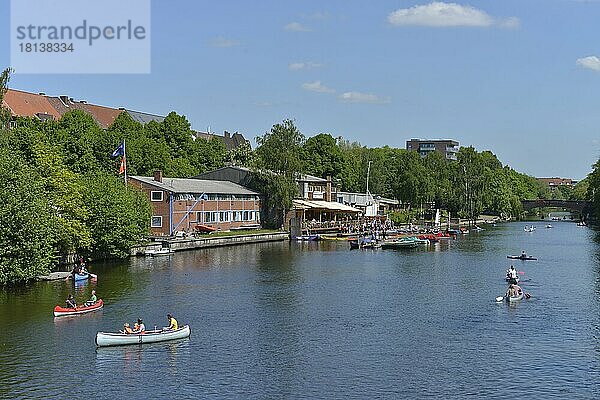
[302,133,343,179]
[82,173,151,259]
[0,68,12,128]
[0,148,57,285]
[255,119,305,177]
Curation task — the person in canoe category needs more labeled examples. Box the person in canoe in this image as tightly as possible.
[84,290,97,307]
[133,318,146,334]
[121,322,134,334]
[506,266,518,284]
[164,314,178,331]
[521,250,527,259]
[65,294,77,308]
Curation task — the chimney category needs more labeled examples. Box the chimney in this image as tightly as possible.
[224,131,230,138]
[38,92,46,96]
[79,100,87,104]
[153,170,163,183]
[59,95,69,105]
[118,107,125,110]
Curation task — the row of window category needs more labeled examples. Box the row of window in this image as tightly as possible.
[201,211,257,223]
[151,191,258,202]
[150,210,258,228]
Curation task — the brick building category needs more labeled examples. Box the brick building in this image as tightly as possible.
[129,171,260,236]
[406,138,459,160]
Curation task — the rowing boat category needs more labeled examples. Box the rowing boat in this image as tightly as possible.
[54,299,103,317]
[95,325,191,347]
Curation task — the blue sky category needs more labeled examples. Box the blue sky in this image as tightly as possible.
[2,0,600,180]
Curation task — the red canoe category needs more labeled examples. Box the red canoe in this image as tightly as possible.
[194,224,217,233]
[53,299,104,317]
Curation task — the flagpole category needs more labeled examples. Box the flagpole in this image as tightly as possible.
[123,140,127,186]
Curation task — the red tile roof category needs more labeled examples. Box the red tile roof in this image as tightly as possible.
[2,89,62,120]
[46,96,122,128]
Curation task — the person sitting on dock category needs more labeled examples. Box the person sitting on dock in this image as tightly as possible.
[65,294,77,309]
[164,314,178,331]
[84,290,97,307]
[121,323,134,334]
[133,318,146,334]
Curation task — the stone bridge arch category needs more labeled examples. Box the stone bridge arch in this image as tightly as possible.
[521,199,593,220]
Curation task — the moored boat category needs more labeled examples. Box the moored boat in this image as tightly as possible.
[54,299,104,317]
[380,239,419,249]
[95,325,191,347]
[144,248,174,256]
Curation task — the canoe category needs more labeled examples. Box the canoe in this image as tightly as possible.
[507,255,537,261]
[506,292,524,302]
[74,272,89,281]
[95,325,191,347]
[195,224,217,233]
[381,240,419,249]
[54,299,103,317]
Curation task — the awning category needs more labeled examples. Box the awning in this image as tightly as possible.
[293,199,361,213]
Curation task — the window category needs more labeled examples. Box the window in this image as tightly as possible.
[243,211,249,221]
[204,212,212,222]
[151,191,163,201]
[151,216,162,227]
[196,212,202,222]
[220,211,229,222]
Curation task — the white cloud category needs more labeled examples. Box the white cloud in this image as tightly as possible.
[289,62,322,71]
[209,37,240,47]
[338,91,390,104]
[387,2,518,28]
[302,81,335,93]
[576,56,600,71]
[285,22,312,32]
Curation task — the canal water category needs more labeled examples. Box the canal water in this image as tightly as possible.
[1,222,599,399]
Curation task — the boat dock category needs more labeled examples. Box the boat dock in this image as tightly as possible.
[131,232,289,256]
[37,271,71,281]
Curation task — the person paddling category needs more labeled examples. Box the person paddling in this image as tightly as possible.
[506,265,518,284]
[65,294,77,309]
[84,290,97,306]
[121,323,133,334]
[164,314,178,331]
[133,318,146,334]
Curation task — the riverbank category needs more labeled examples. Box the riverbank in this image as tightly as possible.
[131,231,289,256]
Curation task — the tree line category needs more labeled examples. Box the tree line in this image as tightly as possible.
[1,65,595,284]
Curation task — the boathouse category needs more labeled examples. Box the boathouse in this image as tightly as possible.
[129,171,261,236]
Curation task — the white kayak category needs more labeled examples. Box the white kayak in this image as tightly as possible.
[95,325,191,347]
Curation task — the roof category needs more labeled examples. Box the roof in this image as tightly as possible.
[44,96,123,129]
[130,175,259,195]
[338,191,400,206]
[193,131,250,151]
[2,89,62,120]
[293,199,361,213]
[297,174,327,183]
[126,109,165,125]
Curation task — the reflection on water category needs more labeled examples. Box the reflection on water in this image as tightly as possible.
[1,225,600,398]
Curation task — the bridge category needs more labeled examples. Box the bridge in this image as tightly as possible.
[521,199,593,218]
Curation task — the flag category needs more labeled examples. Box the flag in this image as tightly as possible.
[111,141,125,158]
[119,157,126,174]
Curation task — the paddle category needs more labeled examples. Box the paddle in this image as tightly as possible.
[495,296,504,302]
[89,273,98,281]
